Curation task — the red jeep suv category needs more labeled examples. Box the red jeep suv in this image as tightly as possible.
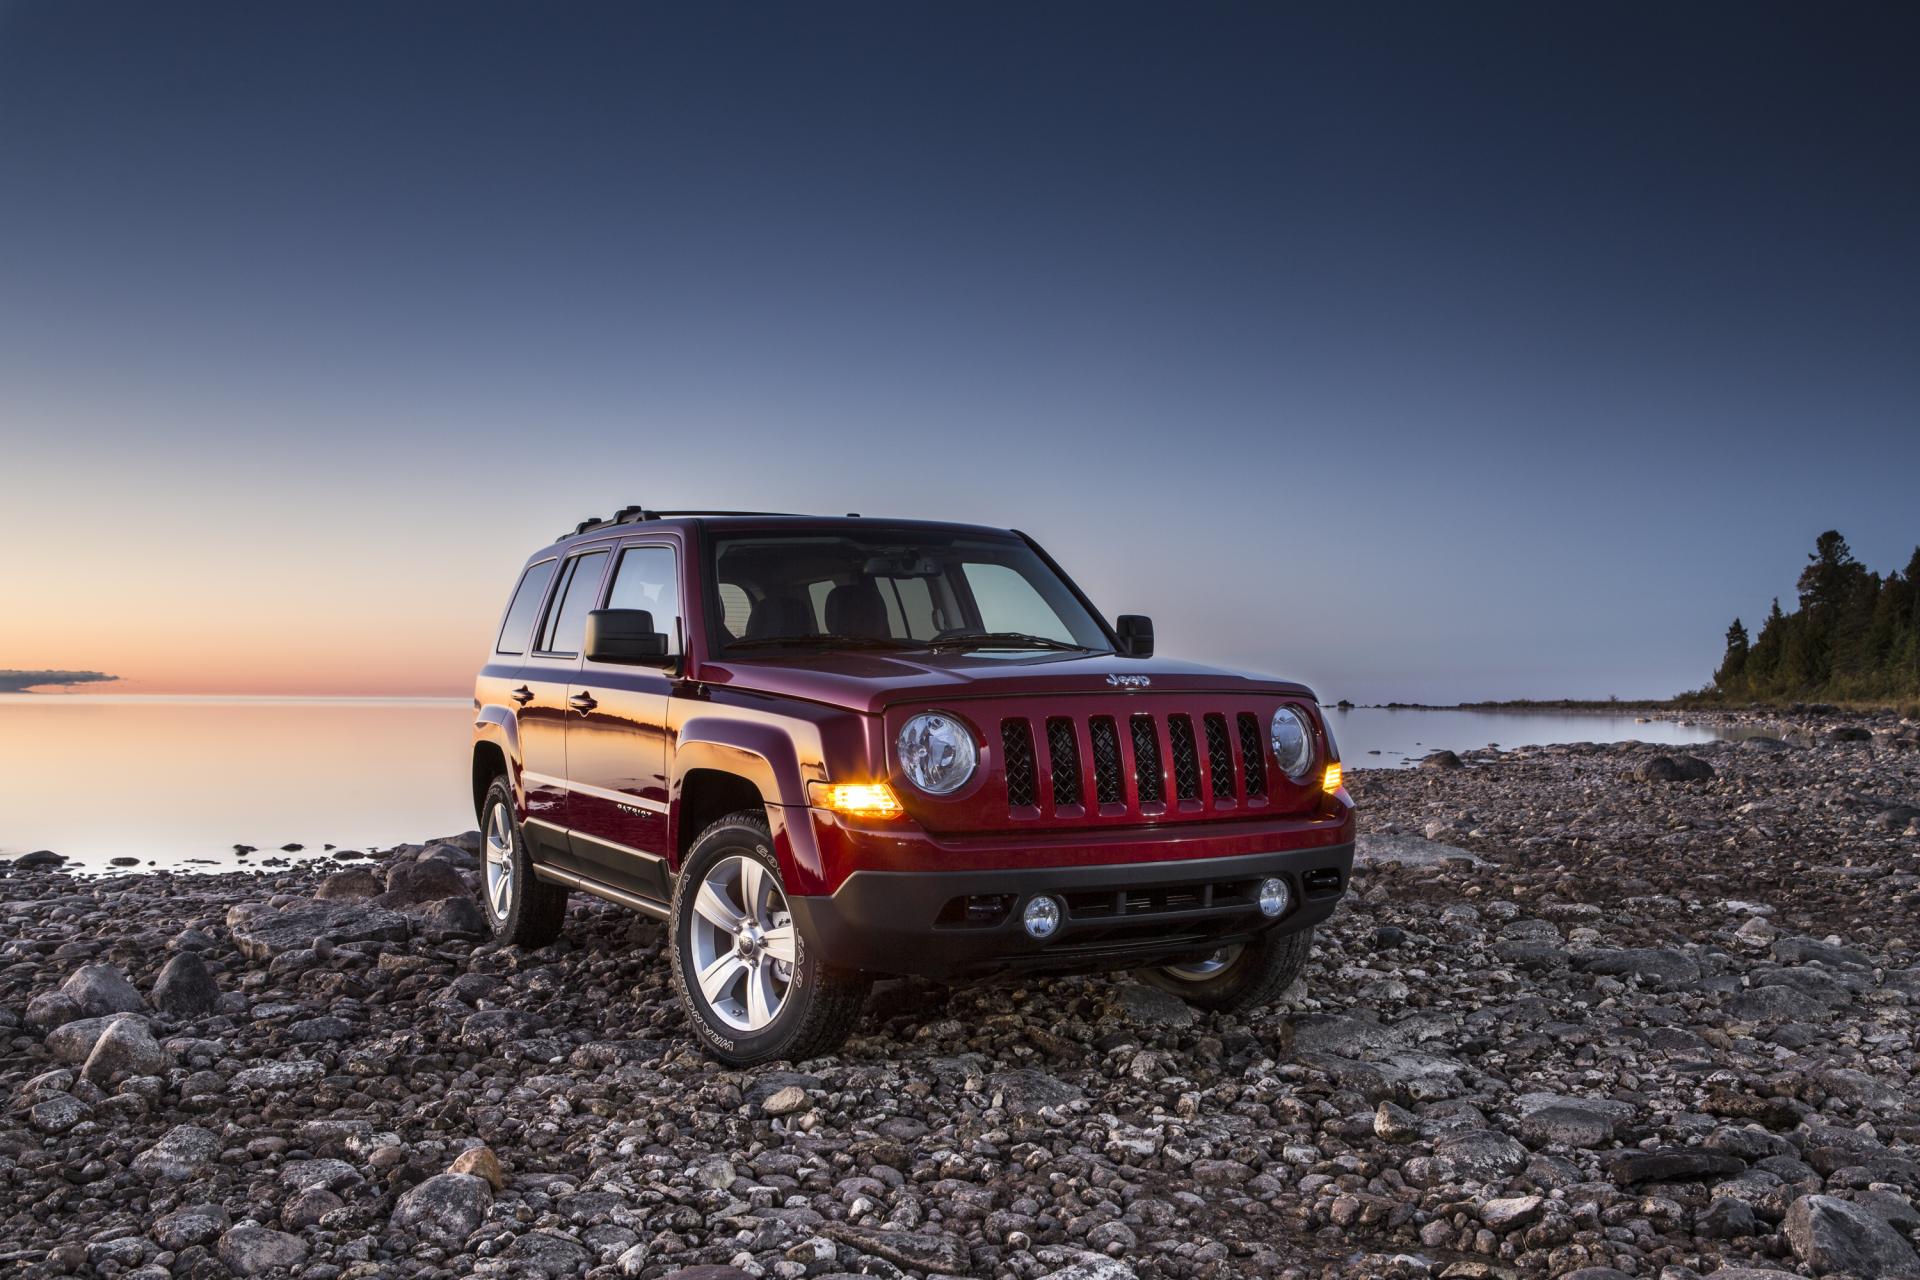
[472,509,1353,1063]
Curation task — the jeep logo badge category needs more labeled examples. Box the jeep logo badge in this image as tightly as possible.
[1106,674,1152,689]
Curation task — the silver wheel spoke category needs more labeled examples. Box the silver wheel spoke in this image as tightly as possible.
[698,951,746,1005]
[739,859,767,924]
[693,881,744,932]
[746,960,778,1027]
[761,924,797,965]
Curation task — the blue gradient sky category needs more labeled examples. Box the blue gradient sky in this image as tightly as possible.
[2,3,1916,698]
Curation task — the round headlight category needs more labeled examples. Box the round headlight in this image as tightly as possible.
[1269,707,1315,780]
[897,712,978,795]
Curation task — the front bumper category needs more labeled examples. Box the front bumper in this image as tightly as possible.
[785,842,1353,981]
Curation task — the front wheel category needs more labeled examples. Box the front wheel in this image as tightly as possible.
[1136,925,1315,1013]
[669,812,869,1066]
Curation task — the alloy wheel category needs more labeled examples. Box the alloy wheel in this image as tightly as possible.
[484,801,515,920]
[687,855,797,1032]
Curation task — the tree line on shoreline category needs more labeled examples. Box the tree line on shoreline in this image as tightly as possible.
[1708,531,1920,705]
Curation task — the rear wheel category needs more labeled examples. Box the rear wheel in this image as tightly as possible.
[479,775,568,948]
[670,812,869,1065]
[1137,926,1314,1013]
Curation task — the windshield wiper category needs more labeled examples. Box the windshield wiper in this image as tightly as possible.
[726,634,926,652]
[925,632,1092,653]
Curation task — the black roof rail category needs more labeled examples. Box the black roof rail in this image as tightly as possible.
[558,508,804,539]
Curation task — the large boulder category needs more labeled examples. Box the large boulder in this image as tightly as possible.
[60,964,145,1016]
[151,952,220,1017]
[46,1014,149,1065]
[381,858,470,907]
[226,898,410,960]
[390,1171,492,1242]
[217,1225,309,1277]
[1637,754,1715,783]
[133,1125,222,1181]
[1784,1194,1920,1277]
[314,867,384,901]
[83,1015,165,1081]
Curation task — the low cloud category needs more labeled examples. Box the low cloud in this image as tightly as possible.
[0,670,120,693]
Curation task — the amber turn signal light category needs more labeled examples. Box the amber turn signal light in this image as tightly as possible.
[812,781,905,819]
[1322,762,1344,794]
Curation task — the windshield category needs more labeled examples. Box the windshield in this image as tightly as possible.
[708,528,1114,657]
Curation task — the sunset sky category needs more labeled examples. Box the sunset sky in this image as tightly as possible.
[2,3,1917,700]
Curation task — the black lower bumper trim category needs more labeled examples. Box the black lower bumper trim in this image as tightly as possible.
[786,843,1353,980]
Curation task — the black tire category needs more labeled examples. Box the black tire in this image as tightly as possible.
[669,811,869,1066]
[479,775,568,948]
[1136,925,1315,1013]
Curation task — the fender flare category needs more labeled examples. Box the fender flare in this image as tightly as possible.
[471,706,524,818]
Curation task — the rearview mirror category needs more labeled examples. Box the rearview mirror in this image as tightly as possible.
[585,609,671,665]
[1116,614,1154,658]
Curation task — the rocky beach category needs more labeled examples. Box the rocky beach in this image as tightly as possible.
[3,711,1917,1280]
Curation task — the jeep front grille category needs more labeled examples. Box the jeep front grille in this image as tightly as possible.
[995,704,1290,820]
[1089,716,1125,805]
[1001,718,1038,809]
[1204,713,1236,801]
[1168,714,1201,802]
[1236,712,1268,798]
[1045,716,1082,808]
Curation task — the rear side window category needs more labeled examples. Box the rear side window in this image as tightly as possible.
[606,545,682,657]
[535,550,609,656]
[495,560,558,655]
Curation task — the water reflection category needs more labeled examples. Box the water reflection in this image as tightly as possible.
[0,696,473,872]
[1326,705,1733,766]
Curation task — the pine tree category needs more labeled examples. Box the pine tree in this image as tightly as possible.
[1713,618,1749,692]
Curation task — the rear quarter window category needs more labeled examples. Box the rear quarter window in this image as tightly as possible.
[495,560,558,655]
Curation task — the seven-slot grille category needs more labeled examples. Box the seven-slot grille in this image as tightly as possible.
[997,705,1293,819]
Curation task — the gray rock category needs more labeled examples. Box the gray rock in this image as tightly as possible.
[390,1171,492,1242]
[281,1186,344,1230]
[29,1094,91,1134]
[989,1067,1084,1114]
[151,1203,230,1250]
[818,1222,970,1273]
[133,1125,221,1181]
[226,897,410,960]
[25,990,82,1031]
[381,857,470,906]
[1577,947,1701,987]
[1420,750,1464,770]
[150,951,220,1016]
[1416,1129,1529,1185]
[416,893,489,940]
[314,867,384,900]
[60,963,146,1016]
[12,848,66,869]
[217,1225,309,1277]
[1039,1259,1139,1280]
[1784,1193,1920,1277]
[1514,1092,1634,1148]
[45,1014,134,1064]
[1607,1147,1746,1186]
[1699,1195,1758,1238]
[230,1059,327,1091]
[83,1014,165,1081]
[1480,1194,1545,1230]
[1638,754,1715,782]
[503,1231,594,1276]
[1110,981,1199,1027]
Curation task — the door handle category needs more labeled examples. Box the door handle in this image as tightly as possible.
[568,691,599,715]
[510,686,534,706]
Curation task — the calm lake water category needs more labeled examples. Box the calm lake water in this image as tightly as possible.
[0,695,1733,873]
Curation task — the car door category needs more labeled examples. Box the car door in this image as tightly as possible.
[564,538,681,902]
[518,545,612,870]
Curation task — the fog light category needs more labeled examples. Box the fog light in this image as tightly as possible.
[1257,877,1291,918]
[1022,895,1062,939]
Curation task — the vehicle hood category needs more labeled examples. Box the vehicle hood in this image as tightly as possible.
[698,649,1315,715]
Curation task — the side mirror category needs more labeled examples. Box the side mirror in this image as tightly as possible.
[585,609,671,665]
[1116,614,1154,658]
